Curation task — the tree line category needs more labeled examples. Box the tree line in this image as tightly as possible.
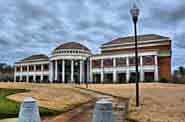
[0,63,14,82]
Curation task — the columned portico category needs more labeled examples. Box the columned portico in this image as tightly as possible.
[50,42,91,83]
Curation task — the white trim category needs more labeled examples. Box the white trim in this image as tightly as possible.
[50,55,89,61]
[90,51,158,60]
[15,61,49,66]
[53,49,90,54]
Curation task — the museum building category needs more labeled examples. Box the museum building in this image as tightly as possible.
[14,34,171,83]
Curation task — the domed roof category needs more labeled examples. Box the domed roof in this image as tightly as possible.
[54,42,90,52]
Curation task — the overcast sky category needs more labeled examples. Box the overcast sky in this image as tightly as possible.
[0,0,184,69]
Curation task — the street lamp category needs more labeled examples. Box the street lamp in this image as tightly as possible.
[130,4,140,107]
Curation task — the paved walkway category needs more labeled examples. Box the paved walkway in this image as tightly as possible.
[45,87,128,122]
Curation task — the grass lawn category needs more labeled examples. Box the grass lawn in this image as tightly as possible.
[0,88,59,119]
[0,83,93,118]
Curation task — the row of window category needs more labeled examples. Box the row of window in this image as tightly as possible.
[16,75,49,82]
[92,72,155,83]
[92,55,155,68]
[55,50,88,54]
[16,64,49,72]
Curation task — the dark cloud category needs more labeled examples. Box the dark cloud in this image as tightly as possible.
[0,0,184,69]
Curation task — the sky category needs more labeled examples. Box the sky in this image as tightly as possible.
[0,0,184,69]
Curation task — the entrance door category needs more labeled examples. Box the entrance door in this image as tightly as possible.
[117,73,126,83]
[144,72,154,82]
[104,73,113,83]
[93,74,101,83]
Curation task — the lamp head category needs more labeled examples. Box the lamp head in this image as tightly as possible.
[130,4,140,23]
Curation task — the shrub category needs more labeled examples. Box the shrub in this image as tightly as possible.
[159,77,168,83]
[129,76,136,83]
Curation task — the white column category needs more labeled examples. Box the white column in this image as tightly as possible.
[49,61,53,83]
[154,55,159,81]
[62,60,65,83]
[140,56,144,82]
[80,60,83,83]
[41,65,44,82]
[33,65,36,82]
[55,60,58,81]
[89,59,93,82]
[20,66,23,81]
[101,59,104,83]
[14,67,16,82]
[26,75,29,83]
[33,75,36,83]
[113,58,117,83]
[126,57,130,83]
[86,60,90,82]
[71,60,74,83]
[126,70,130,83]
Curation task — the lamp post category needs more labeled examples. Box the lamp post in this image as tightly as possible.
[130,4,140,107]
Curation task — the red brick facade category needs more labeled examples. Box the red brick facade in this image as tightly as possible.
[158,56,171,80]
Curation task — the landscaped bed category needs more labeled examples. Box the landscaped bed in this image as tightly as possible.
[0,88,59,119]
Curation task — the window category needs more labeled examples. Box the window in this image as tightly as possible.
[22,76,27,82]
[16,67,21,72]
[43,75,49,81]
[116,58,126,67]
[103,59,113,67]
[129,57,140,66]
[29,65,34,71]
[22,66,27,72]
[43,64,49,71]
[92,59,101,68]
[16,76,20,82]
[36,75,41,82]
[144,72,154,81]
[36,65,41,71]
[143,56,155,65]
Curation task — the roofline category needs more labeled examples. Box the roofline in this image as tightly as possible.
[101,42,171,51]
[15,59,49,64]
[102,34,170,46]
[54,41,91,52]
[101,38,171,48]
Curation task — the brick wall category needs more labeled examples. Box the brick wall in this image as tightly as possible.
[158,56,171,80]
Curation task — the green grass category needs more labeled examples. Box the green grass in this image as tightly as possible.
[0,88,60,119]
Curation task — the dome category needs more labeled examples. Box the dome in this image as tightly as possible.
[54,42,90,52]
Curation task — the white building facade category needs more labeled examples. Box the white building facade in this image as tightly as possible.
[14,34,171,83]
